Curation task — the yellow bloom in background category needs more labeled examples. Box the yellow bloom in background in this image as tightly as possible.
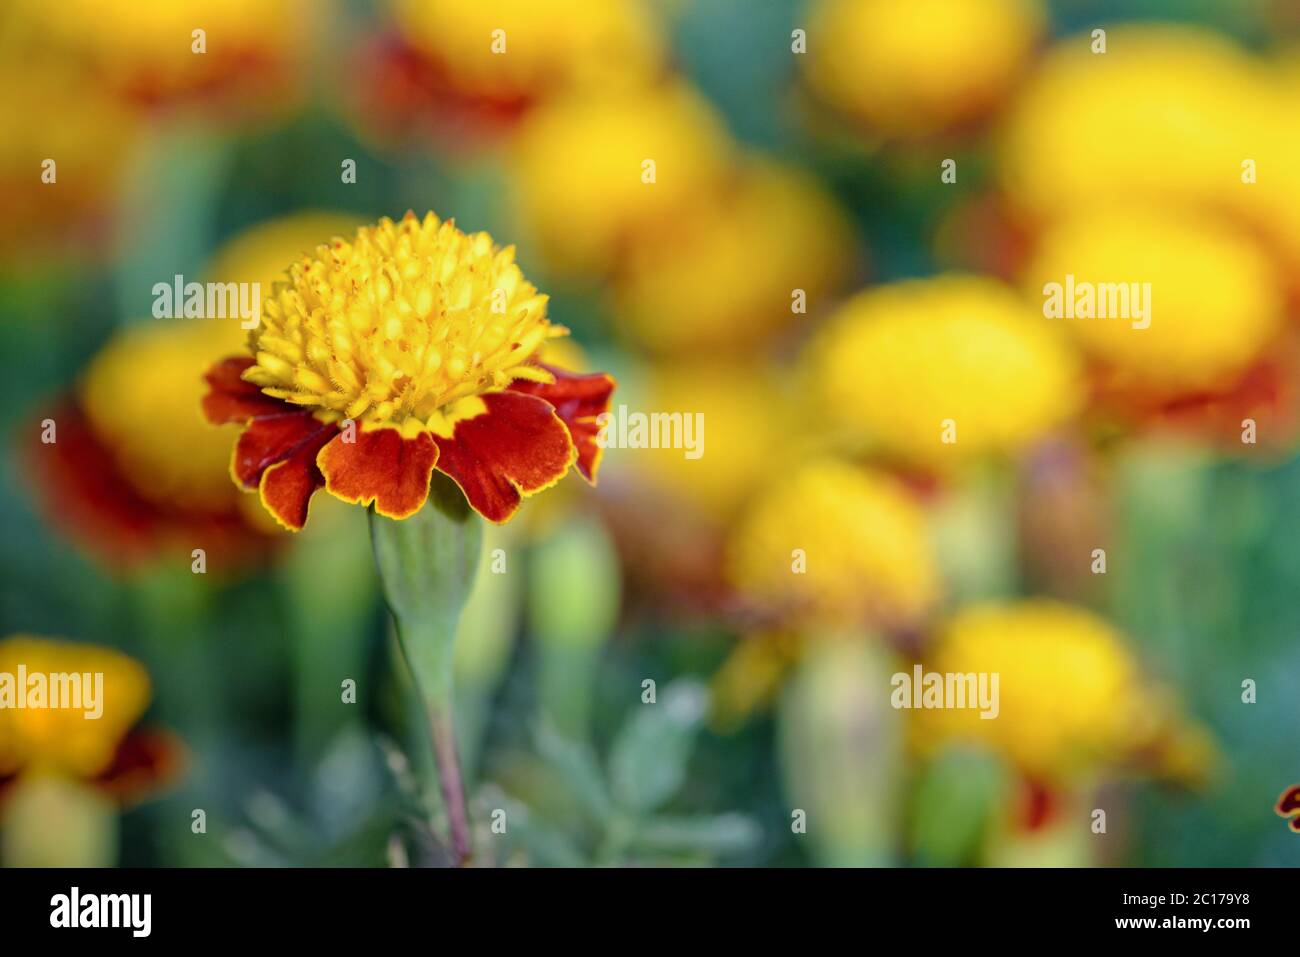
[1021,207,1283,397]
[912,601,1172,783]
[726,460,939,629]
[0,636,150,779]
[390,0,665,101]
[804,0,1043,137]
[998,25,1274,223]
[802,276,1080,469]
[80,320,251,512]
[0,58,138,264]
[621,359,795,521]
[1233,52,1300,275]
[511,82,734,276]
[9,0,312,112]
[206,212,367,311]
[613,160,857,354]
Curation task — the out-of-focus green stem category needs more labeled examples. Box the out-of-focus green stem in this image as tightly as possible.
[369,473,483,866]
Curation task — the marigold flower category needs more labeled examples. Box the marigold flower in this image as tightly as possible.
[804,0,1043,137]
[511,82,733,275]
[0,58,138,263]
[998,25,1273,223]
[801,276,1081,469]
[387,0,663,104]
[9,0,311,115]
[613,161,857,354]
[0,637,180,807]
[202,212,615,529]
[25,321,279,569]
[911,601,1202,784]
[726,460,940,630]
[1021,207,1283,398]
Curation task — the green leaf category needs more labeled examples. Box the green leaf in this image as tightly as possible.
[630,814,761,856]
[608,679,708,814]
[534,722,614,825]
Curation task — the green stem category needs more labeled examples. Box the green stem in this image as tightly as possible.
[369,473,483,867]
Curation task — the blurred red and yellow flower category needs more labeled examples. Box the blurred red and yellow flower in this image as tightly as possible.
[202,212,615,529]
[612,160,858,355]
[801,276,1081,471]
[25,320,280,570]
[998,25,1274,226]
[0,636,180,806]
[9,0,314,118]
[911,601,1215,787]
[356,0,665,146]
[804,0,1044,137]
[1021,207,1285,400]
[726,459,941,631]
[511,82,734,275]
[0,58,139,265]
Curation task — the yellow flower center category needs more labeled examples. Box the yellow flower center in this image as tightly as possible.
[244,212,564,435]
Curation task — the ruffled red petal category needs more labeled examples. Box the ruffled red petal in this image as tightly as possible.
[202,356,287,424]
[317,427,439,520]
[433,391,576,523]
[509,364,616,482]
[232,411,338,531]
[202,356,340,531]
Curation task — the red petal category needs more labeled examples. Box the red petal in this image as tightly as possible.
[317,427,439,520]
[93,727,185,807]
[433,391,576,523]
[1278,785,1300,817]
[21,399,278,569]
[23,400,162,564]
[509,364,615,482]
[232,410,338,531]
[202,356,286,424]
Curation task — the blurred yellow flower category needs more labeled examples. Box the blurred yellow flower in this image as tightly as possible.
[998,25,1274,222]
[0,636,150,779]
[511,82,734,275]
[80,320,249,512]
[10,0,312,113]
[912,601,1172,783]
[726,460,939,629]
[390,0,664,101]
[0,58,138,263]
[625,358,795,520]
[1021,207,1282,397]
[804,0,1043,137]
[802,276,1080,469]
[613,160,857,354]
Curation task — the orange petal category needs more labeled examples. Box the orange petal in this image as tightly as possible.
[317,427,439,520]
[509,364,615,482]
[434,391,576,523]
[202,356,286,425]
[232,411,338,531]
